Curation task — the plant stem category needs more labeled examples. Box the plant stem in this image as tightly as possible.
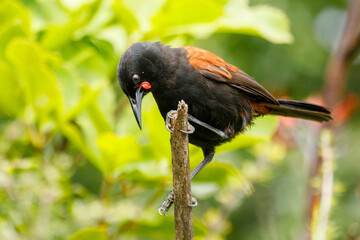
[169,100,194,240]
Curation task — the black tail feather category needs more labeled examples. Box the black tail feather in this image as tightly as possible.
[268,99,332,122]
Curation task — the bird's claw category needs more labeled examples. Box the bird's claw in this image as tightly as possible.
[158,191,174,217]
[158,191,198,216]
[165,111,175,133]
[165,123,173,134]
[179,124,195,134]
[188,196,198,207]
[166,111,195,134]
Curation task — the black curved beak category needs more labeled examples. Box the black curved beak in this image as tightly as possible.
[129,88,144,130]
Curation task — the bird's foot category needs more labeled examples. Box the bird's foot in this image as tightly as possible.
[189,195,198,207]
[158,191,198,216]
[179,124,195,134]
[165,111,176,133]
[165,110,195,134]
[158,191,174,216]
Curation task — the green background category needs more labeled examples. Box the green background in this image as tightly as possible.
[0,0,359,239]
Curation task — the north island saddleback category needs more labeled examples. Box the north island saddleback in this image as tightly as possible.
[117,41,332,215]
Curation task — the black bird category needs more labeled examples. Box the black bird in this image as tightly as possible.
[117,41,332,214]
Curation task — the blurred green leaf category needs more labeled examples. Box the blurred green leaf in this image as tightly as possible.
[87,102,113,133]
[111,0,139,34]
[147,0,293,43]
[120,159,170,181]
[61,83,102,121]
[0,0,30,31]
[67,226,107,240]
[244,115,279,138]
[41,0,102,49]
[41,22,80,49]
[218,0,294,43]
[143,100,172,160]
[217,115,278,152]
[0,0,30,57]
[0,61,23,116]
[122,217,207,239]
[146,0,223,39]
[59,121,99,163]
[96,132,141,176]
[5,38,62,120]
[152,0,224,28]
[121,0,166,32]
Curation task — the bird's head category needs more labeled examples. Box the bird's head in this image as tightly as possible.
[117,41,171,129]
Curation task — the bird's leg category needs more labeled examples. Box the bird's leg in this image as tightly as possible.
[158,148,215,216]
[190,150,215,180]
[166,112,227,138]
[188,114,229,139]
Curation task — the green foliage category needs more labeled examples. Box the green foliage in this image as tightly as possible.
[218,1,293,43]
[67,227,108,240]
[1,0,358,239]
[0,0,287,238]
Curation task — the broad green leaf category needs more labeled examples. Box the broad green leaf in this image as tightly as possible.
[96,132,141,176]
[41,22,80,49]
[217,0,293,43]
[86,84,115,133]
[67,226,107,240]
[41,0,102,49]
[56,66,82,115]
[0,21,28,57]
[59,39,114,82]
[22,0,68,27]
[147,0,293,43]
[95,26,127,55]
[120,159,170,180]
[147,0,224,39]
[111,0,139,34]
[61,83,102,121]
[87,103,113,133]
[59,121,99,164]
[76,111,103,161]
[142,99,172,160]
[0,0,31,57]
[74,1,114,40]
[5,38,62,121]
[121,0,166,32]
[0,61,23,116]
[0,0,30,33]
[152,0,224,28]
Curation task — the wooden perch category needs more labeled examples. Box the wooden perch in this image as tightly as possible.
[168,100,194,240]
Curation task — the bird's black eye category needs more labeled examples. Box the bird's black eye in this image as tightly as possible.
[132,74,140,84]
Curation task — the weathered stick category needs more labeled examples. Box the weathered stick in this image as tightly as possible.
[169,100,194,240]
